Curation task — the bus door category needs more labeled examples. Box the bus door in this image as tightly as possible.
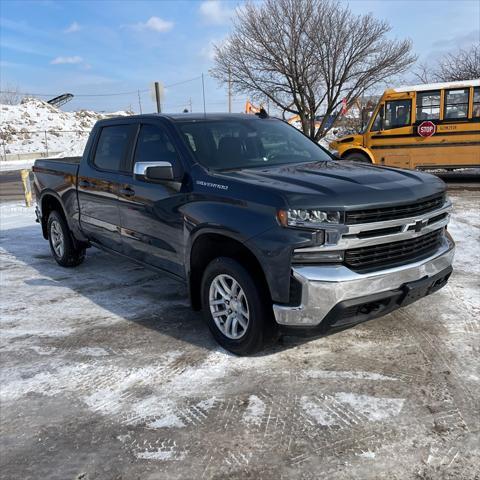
[366,93,414,168]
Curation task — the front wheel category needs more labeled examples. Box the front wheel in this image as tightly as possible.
[344,152,371,163]
[201,257,276,355]
[47,210,85,267]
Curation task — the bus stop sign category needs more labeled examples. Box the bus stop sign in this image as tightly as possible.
[418,121,436,137]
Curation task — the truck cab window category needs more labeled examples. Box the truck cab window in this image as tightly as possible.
[93,125,131,172]
[444,88,469,119]
[416,91,441,121]
[134,124,178,164]
[384,100,411,129]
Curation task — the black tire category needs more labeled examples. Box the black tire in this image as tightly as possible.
[201,257,278,355]
[47,210,86,267]
[344,152,371,163]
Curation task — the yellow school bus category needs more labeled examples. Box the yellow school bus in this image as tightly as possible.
[330,79,480,169]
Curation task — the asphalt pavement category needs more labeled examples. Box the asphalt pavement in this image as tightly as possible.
[1,190,479,480]
[0,171,28,202]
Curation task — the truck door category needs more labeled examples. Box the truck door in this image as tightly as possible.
[367,95,413,168]
[77,123,136,252]
[117,122,186,277]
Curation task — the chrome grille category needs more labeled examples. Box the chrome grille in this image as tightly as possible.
[345,194,445,225]
[345,228,444,271]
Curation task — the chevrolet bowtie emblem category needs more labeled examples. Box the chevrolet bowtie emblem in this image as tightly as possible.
[414,219,428,232]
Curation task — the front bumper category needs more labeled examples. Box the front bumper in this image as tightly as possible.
[273,232,455,331]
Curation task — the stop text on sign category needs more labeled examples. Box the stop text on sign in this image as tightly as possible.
[418,121,436,137]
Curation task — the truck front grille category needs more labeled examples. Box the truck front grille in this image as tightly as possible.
[345,228,444,271]
[345,194,445,224]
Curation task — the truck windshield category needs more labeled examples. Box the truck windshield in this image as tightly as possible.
[178,118,332,171]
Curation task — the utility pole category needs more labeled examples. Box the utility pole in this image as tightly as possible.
[201,73,206,117]
[189,97,192,113]
[137,90,143,114]
[228,67,232,113]
[154,81,161,113]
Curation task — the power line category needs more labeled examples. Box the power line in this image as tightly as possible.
[164,75,202,89]
[0,89,148,97]
[0,75,204,98]
[76,90,149,97]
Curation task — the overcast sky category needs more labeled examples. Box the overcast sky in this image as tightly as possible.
[1,0,479,113]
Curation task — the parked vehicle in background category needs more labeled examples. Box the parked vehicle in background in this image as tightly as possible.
[330,79,480,170]
[33,113,454,354]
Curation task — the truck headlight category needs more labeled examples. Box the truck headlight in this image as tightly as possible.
[277,209,341,228]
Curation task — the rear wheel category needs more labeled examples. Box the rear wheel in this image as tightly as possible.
[344,152,371,163]
[47,210,85,267]
[201,257,277,355]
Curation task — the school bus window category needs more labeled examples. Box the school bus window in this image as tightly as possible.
[384,100,411,129]
[473,87,480,117]
[370,105,384,131]
[444,88,469,119]
[416,90,441,121]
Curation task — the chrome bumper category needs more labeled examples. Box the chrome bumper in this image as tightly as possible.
[273,233,455,327]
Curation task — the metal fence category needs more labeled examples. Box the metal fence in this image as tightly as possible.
[1,129,90,161]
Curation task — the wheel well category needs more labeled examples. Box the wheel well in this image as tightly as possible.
[40,195,66,239]
[342,149,372,163]
[189,233,270,311]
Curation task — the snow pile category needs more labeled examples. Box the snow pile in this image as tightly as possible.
[319,129,345,150]
[0,97,132,157]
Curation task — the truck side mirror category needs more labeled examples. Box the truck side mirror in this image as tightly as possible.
[134,161,175,182]
[379,107,385,130]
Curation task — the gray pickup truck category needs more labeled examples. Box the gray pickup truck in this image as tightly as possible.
[32,113,455,354]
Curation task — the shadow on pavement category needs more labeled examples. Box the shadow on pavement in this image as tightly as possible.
[1,223,321,356]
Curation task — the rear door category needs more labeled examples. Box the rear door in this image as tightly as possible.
[117,121,187,276]
[77,123,136,251]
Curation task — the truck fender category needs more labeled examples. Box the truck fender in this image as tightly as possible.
[38,190,86,245]
[185,225,271,311]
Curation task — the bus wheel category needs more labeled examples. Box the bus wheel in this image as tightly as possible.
[344,152,371,164]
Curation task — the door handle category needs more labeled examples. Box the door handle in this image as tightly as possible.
[119,187,135,197]
[79,179,93,188]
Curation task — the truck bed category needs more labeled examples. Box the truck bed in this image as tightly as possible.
[34,156,81,176]
[32,157,81,226]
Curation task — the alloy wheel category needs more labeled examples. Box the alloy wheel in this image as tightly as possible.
[209,274,250,340]
[50,220,65,258]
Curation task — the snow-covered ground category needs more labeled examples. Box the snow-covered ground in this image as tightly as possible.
[0,97,131,158]
[0,193,479,479]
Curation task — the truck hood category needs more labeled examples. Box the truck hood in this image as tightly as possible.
[214,160,446,210]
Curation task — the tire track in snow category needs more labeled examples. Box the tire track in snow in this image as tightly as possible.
[398,309,478,446]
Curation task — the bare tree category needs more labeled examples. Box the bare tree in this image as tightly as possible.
[414,44,480,83]
[0,84,22,105]
[413,61,433,84]
[436,44,480,82]
[211,0,416,140]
